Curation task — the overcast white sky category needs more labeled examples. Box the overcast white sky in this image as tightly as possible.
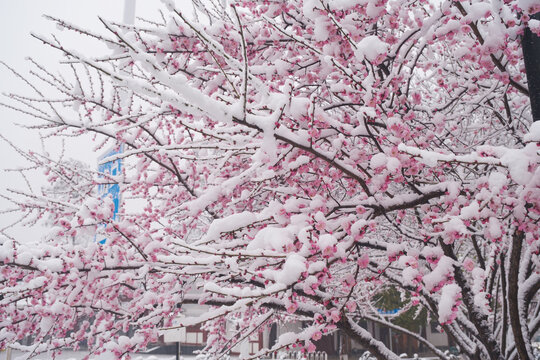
[0,1,175,240]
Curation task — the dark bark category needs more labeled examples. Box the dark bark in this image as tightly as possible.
[507,230,531,360]
[439,239,503,360]
[471,235,486,270]
[522,12,540,122]
[501,254,508,357]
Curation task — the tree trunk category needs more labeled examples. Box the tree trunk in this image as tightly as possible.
[508,230,531,360]
[522,11,540,122]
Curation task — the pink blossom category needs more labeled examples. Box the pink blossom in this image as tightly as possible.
[463,258,475,272]
[0,0,535,356]
[322,246,336,258]
[328,309,341,323]
[357,253,369,269]
[287,302,298,314]
[346,300,357,312]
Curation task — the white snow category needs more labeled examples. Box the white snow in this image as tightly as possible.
[524,121,540,142]
[460,201,480,219]
[386,243,405,259]
[530,19,540,35]
[247,227,294,250]
[443,218,468,242]
[487,217,502,239]
[288,97,311,118]
[386,157,401,172]
[204,212,258,242]
[474,292,490,314]
[274,253,307,285]
[318,234,337,250]
[355,36,388,63]
[500,145,536,186]
[518,0,540,13]
[313,17,330,42]
[423,256,454,292]
[370,153,388,169]
[273,59,290,76]
[328,0,359,10]
[488,172,507,193]
[302,0,318,17]
[38,258,64,272]
[402,267,420,287]
[438,284,461,324]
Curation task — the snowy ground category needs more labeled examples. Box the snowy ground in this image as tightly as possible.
[0,350,191,360]
[0,349,453,360]
[0,351,446,360]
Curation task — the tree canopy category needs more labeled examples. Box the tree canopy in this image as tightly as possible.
[0,0,539,359]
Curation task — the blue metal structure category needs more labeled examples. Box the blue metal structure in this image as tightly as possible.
[96,145,123,244]
[376,308,400,315]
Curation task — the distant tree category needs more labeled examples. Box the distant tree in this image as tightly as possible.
[373,287,426,333]
[0,1,539,359]
[41,159,94,238]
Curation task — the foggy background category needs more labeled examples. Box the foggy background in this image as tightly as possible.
[0,1,178,241]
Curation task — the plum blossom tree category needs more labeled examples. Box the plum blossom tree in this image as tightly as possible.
[0,0,539,359]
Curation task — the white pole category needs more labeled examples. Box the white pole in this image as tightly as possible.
[123,0,136,25]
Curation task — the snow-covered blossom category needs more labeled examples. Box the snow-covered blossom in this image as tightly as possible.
[0,0,538,359]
